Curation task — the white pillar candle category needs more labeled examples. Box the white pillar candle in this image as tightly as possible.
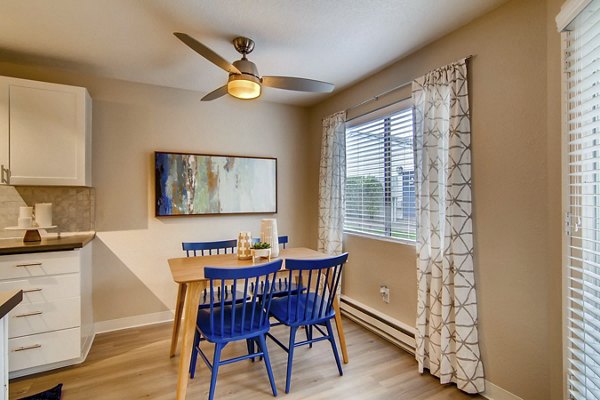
[18,206,33,219]
[34,203,52,227]
[18,217,32,228]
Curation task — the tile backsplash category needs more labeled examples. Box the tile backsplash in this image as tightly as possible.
[0,185,95,239]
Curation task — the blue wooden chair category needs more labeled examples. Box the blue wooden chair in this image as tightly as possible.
[182,240,247,308]
[267,253,349,393]
[182,239,237,257]
[190,259,283,400]
[182,240,251,373]
[277,235,288,248]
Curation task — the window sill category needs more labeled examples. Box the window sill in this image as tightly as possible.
[343,231,416,247]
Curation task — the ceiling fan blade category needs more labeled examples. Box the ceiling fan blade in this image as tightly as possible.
[261,76,334,93]
[174,32,241,75]
[201,85,228,101]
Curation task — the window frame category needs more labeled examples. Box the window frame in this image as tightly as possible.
[343,97,416,245]
[559,1,600,398]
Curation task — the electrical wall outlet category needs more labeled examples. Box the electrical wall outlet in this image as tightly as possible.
[379,285,390,304]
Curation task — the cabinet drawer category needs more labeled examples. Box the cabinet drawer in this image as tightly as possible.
[9,297,80,338]
[0,251,79,279]
[8,327,80,372]
[0,274,79,304]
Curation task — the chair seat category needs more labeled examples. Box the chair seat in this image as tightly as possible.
[197,303,270,342]
[250,280,303,297]
[269,293,334,326]
[198,289,248,309]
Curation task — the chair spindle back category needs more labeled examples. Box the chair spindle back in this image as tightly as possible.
[182,239,238,257]
[204,259,282,339]
[283,253,348,325]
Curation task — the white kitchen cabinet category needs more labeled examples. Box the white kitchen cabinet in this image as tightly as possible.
[0,79,8,187]
[0,290,21,400]
[0,76,92,186]
[0,246,93,378]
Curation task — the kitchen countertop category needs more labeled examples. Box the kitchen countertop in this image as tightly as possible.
[0,232,95,255]
[0,290,22,319]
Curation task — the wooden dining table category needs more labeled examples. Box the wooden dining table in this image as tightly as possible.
[168,247,349,400]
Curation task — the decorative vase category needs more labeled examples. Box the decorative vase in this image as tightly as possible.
[260,219,279,257]
[237,231,252,260]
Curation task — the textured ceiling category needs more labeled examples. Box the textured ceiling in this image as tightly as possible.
[0,0,507,105]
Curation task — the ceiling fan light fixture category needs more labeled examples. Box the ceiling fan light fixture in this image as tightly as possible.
[227,74,261,100]
[174,33,335,101]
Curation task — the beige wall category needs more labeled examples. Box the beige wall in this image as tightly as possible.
[0,62,312,322]
[308,0,562,398]
[0,0,566,396]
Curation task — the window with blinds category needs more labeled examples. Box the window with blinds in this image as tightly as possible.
[564,1,600,399]
[344,103,415,242]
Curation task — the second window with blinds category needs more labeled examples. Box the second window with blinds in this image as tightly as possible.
[344,99,416,243]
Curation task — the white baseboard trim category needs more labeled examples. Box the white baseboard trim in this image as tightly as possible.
[339,295,416,354]
[481,380,523,400]
[340,295,521,400]
[94,310,174,334]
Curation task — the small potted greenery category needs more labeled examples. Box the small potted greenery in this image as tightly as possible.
[251,242,271,263]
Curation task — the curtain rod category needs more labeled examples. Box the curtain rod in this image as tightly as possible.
[345,81,411,113]
[344,55,473,114]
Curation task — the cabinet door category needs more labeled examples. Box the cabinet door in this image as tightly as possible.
[0,318,7,400]
[8,80,91,186]
[0,78,8,185]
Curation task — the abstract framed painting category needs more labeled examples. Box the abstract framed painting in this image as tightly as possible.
[155,151,277,216]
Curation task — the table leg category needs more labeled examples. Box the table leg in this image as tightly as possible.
[170,283,187,357]
[332,297,349,364]
[176,281,202,400]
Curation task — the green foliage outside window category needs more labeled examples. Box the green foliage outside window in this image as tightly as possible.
[346,176,383,219]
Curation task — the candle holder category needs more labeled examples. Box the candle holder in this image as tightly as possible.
[237,231,253,260]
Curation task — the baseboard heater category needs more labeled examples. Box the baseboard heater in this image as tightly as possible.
[339,295,416,355]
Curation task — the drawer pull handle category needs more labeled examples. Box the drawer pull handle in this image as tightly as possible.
[14,311,43,318]
[22,288,42,294]
[15,262,42,268]
[13,344,41,352]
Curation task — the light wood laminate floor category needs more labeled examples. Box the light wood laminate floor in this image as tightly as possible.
[9,318,482,400]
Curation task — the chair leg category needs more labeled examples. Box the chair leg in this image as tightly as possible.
[256,334,278,397]
[246,339,255,362]
[304,325,313,348]
[325,320,343,376]
[248,337,263,362]
[208,343,224,400]
[285,326,299,394]
[189,330,200,379]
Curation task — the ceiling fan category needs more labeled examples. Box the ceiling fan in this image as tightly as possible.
[174,33,335,101]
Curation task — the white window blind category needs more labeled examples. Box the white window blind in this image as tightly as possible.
[344,105,416,241]
[565,1,600,399]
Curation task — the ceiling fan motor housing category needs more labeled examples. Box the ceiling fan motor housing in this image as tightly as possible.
[232,59,259,79]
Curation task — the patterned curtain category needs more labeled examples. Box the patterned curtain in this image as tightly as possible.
[412,59,484,393]
[318,111,346,256]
